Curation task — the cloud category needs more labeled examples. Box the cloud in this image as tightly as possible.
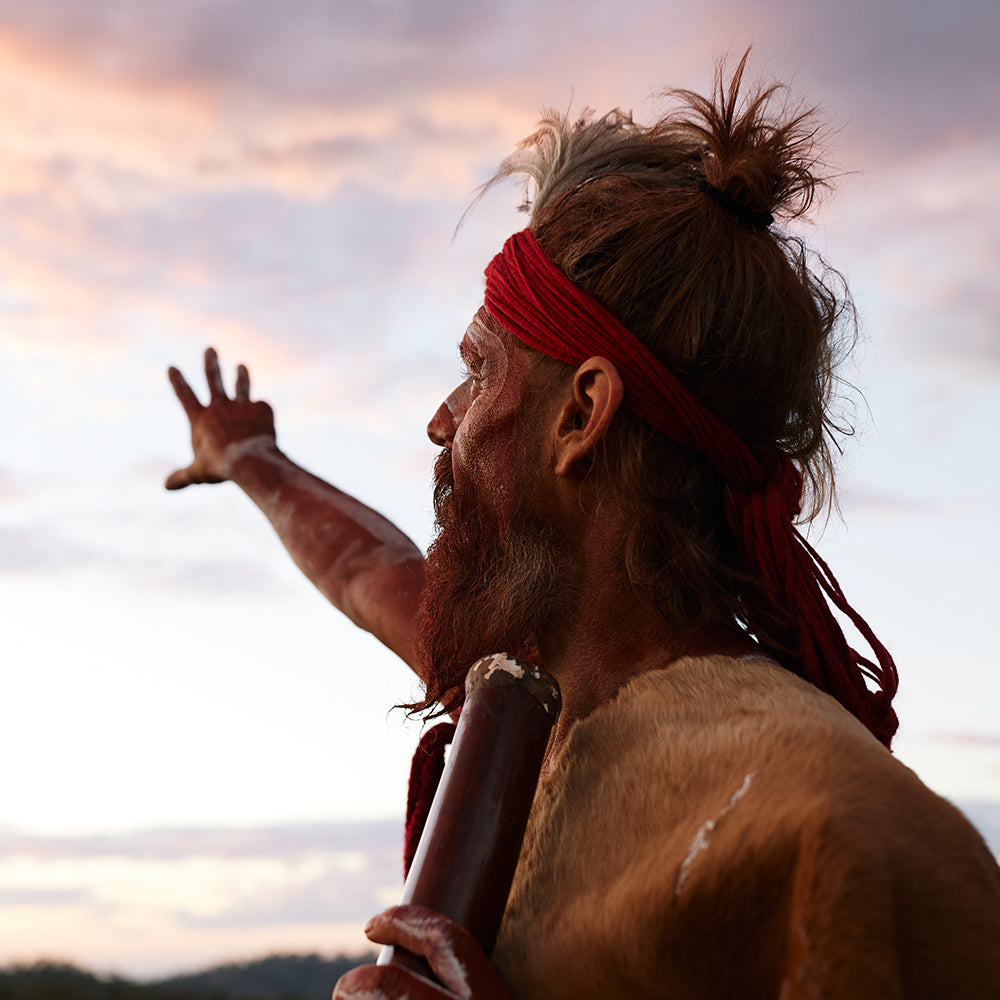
[2,0,996,191]
[0,820,401,861]
[0,820,404,974]
[752,0,1000,162]
[929,733,1000,749]
[0,888,90,905]
[139,555,289,597]
[0,2,529,213]
[0,525,97,574]
[2,0,996,378]
[836,490,990,518]
[0,0,661,111]
[827,132,1000,375]
[0,822,404,929]
[0,469,30,502]
[0,519,289,597]
[1,0,468,106]
[0,143,497,364]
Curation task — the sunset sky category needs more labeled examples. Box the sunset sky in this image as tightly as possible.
[1,0,998,979]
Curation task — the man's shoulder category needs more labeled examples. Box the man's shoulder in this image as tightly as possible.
[584,652,880,767]
[566,653,991,859]
[559,653,1000,929]
[501,656,1000,1000]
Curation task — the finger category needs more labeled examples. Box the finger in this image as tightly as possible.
[205,347,227,401]
[235,363,251,402]
[164,467,193,491]
[365,908,474,999]
[334,963,458,1000]
[167,367,203,416]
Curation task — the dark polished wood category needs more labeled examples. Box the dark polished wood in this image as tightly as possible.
[378,654,561,978]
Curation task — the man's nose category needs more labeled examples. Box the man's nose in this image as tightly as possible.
[427,382,472,447]
[426,399,455,447]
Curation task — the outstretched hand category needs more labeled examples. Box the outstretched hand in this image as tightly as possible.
[333,905,515,1000]
[166,347,277,490]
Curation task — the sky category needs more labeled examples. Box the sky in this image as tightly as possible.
[1,0,999,980]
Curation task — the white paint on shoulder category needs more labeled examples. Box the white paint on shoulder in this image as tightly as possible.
[675,771,756,897]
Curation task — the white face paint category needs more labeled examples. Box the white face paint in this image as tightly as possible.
[428,307,528,482]
[457,308,509,406]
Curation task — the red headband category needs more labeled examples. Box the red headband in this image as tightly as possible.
[485,228,899,748]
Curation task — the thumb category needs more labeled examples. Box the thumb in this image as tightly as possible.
[164,467,194,490]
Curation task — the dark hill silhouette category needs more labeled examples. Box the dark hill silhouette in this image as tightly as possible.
[0,953,376,1000]
[151,953,375,1000]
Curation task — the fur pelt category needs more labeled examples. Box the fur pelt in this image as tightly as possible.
[492,655,1000,998]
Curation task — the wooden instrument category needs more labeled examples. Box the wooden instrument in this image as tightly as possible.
[378,652,561,978]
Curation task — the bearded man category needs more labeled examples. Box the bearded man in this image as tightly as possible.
[167,58,1000,999]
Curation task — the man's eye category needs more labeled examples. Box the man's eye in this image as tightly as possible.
[461,361,487,384]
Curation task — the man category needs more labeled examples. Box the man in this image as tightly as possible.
[167,58,1000,998]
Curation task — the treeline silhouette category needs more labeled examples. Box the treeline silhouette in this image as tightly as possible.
[0,953,376,1000]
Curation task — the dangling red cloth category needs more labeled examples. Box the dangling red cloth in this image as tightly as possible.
[484,228,899,748]
[403,721,456,877]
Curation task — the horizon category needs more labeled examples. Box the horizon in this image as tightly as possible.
[3,807,999,980]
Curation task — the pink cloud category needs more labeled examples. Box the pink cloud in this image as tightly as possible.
[930,733,1000,749]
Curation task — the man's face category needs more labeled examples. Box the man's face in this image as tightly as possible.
[426,307,530,500]
[417,309,569,713]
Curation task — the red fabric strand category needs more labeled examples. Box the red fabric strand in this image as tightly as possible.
[403,722,456,877]
[484,228,899,748]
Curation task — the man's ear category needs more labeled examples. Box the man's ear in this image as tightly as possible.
[553,356,624,477]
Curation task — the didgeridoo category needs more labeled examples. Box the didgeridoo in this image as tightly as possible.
[378,652,561,980]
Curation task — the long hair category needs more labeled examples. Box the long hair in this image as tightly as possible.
[479,52,858,645]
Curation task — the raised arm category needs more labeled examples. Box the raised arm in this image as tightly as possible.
[166,347,427,678]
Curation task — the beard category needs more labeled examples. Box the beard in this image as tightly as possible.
[415,447,570,717]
